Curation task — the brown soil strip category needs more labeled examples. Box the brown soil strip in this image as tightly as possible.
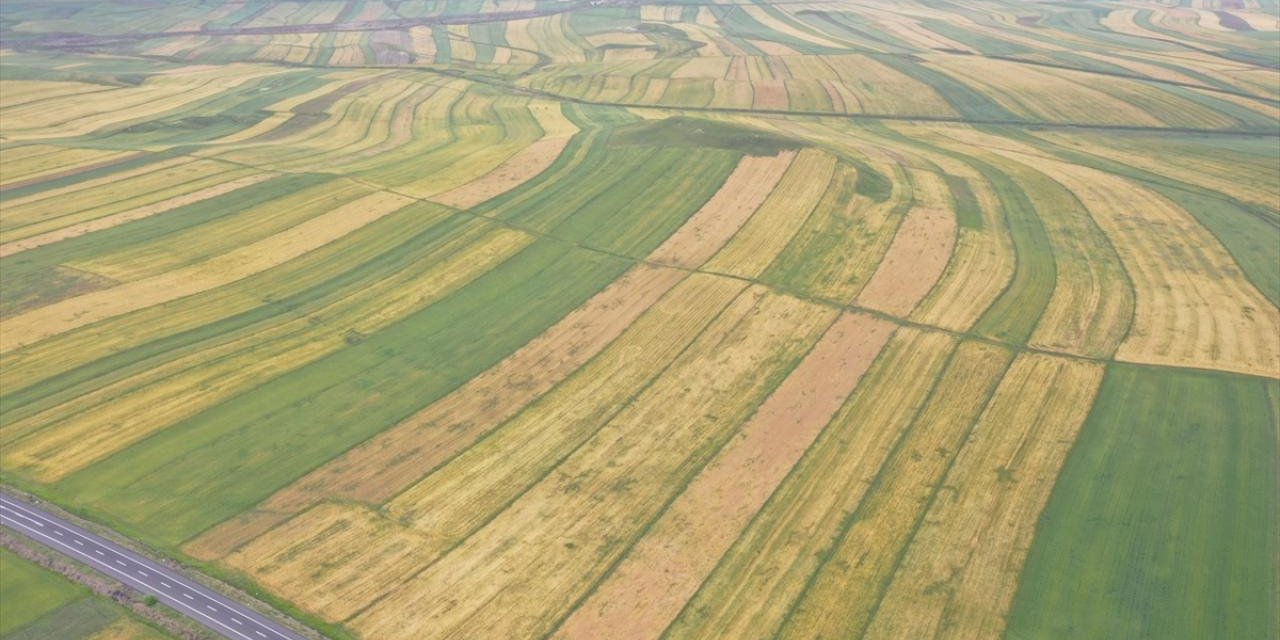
[186,264,688,559]
[430,136,572,210]
[855,206,956,317]
[555,312,895,640]
[647,150,797,269]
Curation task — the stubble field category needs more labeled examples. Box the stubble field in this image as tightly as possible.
[0,0,1276,638]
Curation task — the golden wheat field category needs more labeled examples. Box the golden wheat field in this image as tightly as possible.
[0,0,1277,638]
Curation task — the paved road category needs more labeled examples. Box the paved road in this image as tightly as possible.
[0,495,307,640]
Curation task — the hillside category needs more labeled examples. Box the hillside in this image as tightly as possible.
[0,0,1277,638]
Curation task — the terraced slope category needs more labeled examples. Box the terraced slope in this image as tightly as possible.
[0,0,1276,638]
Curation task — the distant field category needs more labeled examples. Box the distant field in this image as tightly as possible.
[0,0,1276,638]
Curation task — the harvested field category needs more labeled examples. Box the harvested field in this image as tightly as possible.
[0,190,415,352]
[647,150,796,268]
[702,148,837,278]
[0,1,1275,638]
[854,186,957,316]
[556,312,894,639]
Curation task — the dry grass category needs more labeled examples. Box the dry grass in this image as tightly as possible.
[663,328,956,639]
[1,225,529,481]
[777,340,1012,639]
[353,289,835,639]
[855,171,957,317]
[1042,159,1280,376]
[703,148,836,277]
[0,190,414,352]
[648,150,796,269]
[861,354,1104,640]
[0,172,274,258]
[557,312,895,640]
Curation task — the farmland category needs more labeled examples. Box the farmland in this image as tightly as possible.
[0,0,1276,638]
[0,547,174,639]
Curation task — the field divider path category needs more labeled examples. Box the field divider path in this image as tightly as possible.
[172,153,1278,384]
[0,494,309,640]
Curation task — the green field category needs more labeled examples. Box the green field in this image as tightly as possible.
[0,0,1276,637]
[1009,366,1279,640]
[0,548,173,639]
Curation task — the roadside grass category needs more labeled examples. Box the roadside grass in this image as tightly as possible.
[0,546,83,635]
[0,547,172,639]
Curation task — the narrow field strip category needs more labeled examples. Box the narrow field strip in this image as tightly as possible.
[920,127,1132,356]
[758,154,911,304]
[0,173,275,258]
[702,148,837,278]
[775,340,1013,638]
[854,171,957,317]
[0,158,229,238]
[0,190,415,352]
[427,136,572,209]
[861,353,1105,640]
[353,289,836,639]
[555,311,895,640]
[1039,157,1280,376]
[1,225,531,482]
[0,146,133,189]
[647,150,797,269]
[663,328,957,639]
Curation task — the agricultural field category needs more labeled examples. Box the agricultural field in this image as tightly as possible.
[0,0,1276,638]
[0,547,174,639]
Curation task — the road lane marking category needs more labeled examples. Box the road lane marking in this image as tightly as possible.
[161,581,172,588]
[207,605,218,612]
[1,509,46,529]
[73,539,84,546]
[232,618,242,625]
[54,530,64,536]
[184,593,195,600]
[138,570,149,577]
[1,497,293,640]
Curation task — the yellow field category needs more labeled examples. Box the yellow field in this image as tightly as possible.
[0,0,1275,638]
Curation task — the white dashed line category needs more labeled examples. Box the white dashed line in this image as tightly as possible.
[2,496,301,640]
